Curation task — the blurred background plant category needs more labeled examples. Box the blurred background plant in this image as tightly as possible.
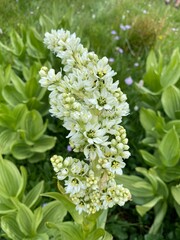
[0,0,180,239]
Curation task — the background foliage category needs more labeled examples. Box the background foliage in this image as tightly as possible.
[0,0,179,239]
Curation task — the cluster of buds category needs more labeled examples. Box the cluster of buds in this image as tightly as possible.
[39,29,131,214]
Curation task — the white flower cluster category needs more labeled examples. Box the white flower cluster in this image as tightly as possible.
[39,29,131,214]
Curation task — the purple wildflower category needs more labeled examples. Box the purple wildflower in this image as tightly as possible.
[124,76,133,85]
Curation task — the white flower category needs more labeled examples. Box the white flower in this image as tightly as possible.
[41,29,131,214]
[86,88,118,111]
[65,177,86,194]
[102,158,125,175]
[83,123,109,145]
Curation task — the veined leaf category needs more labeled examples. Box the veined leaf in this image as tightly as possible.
[159,128,180,167]
[42,192,82,224]
[171,185,180,205]
[31,135,56,153]
[161,85,180,119]
[46,221,84,240]
[1,212,25,240]
[23,110,47,141]
[149,201,167,235]
[15,201,35,236]
[0,129,18,154]
[160,48,180,88]
[136,196,163,216]
[38,200,67,233]
[23,181,44,208]
[2,85,26,107]
[11,142,33,160]
[140,150,160,167]
[0,158,22,196]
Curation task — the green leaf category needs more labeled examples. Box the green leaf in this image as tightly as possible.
[38,200,67,233]
[171,185,180,205]
[136,167,158,192]
[16,166,27,199]
[11,142,33,160]
[86,228,106,240]
[140,108,165,136]
[15,202,35,236]
[2,85,25,106]
[1,212,25,240]
[0,195,17,214]
[0,158,22,197]
[10,30,24,56]
[46,221,84,240]
[11,70,26,96]
[149,201,167,234]
[13,104,29,129]
[161,85,180,119]
[23,110,47,141]
[136,196,163,216]
[0,129,18,154]
[143,50,162,93]
[140,150,160,167]
[155,166,180,182]
[26,28,47,59]
[159,128,180,167]
[165,120,180,136]
[160,48,180,88]
[33,207,43,232]
[32,135,56,153]
[25,77,44,99]
[42,192,83,224]
[23,181,44,208]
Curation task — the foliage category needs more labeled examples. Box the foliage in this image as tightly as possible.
[117,48,180,236]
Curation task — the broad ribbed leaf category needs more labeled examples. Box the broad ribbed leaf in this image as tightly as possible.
[38,200,67,233]
[11,142,33,160]
[159,128,180,167]
[86,228,106,240]
[149,201,167,235]
[0,129,18,154]
[0,158,22,196]
[16,203,35,236]
[11,70,26,96]
[161,85,180,119]
[140,108,164,134]
[136,196,163,216]
[42,192,82,224]
[171,185,180,205]
[46,221,84,240]
[2,85,25,106]
[160,48,180,88]
[140,150,160,167]
[10,30,24,56]
[32,135,56,153]
[1,212,25,240]
[23,110,47,141]
[165,120,180,136]
[23,181,44,208]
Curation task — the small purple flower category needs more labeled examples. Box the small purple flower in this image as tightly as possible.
[116,47,124,54]
[125,25,131,30]
[124,76,133,85]
[120,24,131,31]
[111,30,117,35]
[120,24,126,31]
[109,58,115,63]
[67,145,72,152]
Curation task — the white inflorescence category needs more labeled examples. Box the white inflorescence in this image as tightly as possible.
[39,29,131,214]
